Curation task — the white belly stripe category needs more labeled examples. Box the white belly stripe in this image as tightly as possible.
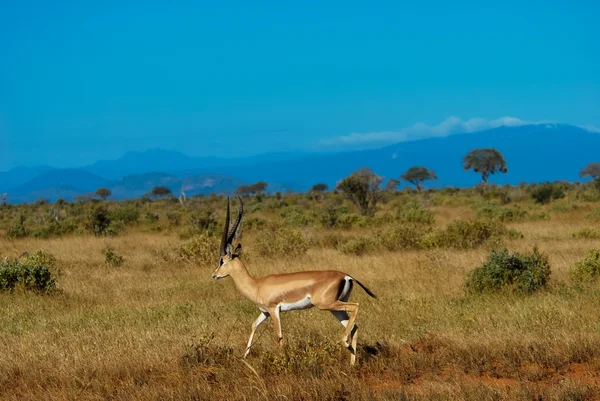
[280,296,313,312]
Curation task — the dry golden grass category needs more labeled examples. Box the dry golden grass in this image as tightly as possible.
[2,207,600,400]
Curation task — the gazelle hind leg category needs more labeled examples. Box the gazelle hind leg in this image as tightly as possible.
[244,311,269,358]
[324,301,358,348]
[331,310,359,365]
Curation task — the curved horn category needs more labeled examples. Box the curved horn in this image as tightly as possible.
[227,196,244,245]
[220,197,231,257]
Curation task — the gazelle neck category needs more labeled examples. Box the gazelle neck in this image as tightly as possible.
[228,259,258,302]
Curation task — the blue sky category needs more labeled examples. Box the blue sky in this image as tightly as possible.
[1,0,598,170]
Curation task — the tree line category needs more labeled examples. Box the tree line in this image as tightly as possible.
[70,148,600,219]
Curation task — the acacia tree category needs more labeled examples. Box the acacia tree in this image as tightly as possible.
[151,186,172,199]
[235,181,268,197]
[95,188,111,200]
[336,167,383,217]
[401,166,437,191]
[311,183,328,193]
[462,148,508,184]
[385,178,400,192]
[580,162,600,190]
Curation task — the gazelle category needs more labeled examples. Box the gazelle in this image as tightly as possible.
[212,197,376,365]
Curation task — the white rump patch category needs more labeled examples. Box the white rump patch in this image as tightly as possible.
[280,296,313,312]
[339,276,353,301]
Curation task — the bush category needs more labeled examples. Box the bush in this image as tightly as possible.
[572,228,600,240]
[375,224,431,251]
[476,203,527,222]
[7,214,29,239]
[436,220,505,249]
[396,202,434,225]
[109,206,140,224]
[32,220,77,239]
[0,250,57,292]
[188,209,218,235]
[179,234,220,265]
[570,249,600,283]
[337,236,375,256]
[102,247,124,267]
[85,206,112,236]
[253,226,309,257]
[531,183,566,204]
[465,247,551,294]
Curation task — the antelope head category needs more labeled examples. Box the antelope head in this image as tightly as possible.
[212,196,244,280]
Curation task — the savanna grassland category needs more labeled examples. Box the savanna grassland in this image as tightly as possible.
[2,184,600,401]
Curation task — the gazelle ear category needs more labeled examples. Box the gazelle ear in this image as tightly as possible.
[234,243,242,255]
[226,244,233,258]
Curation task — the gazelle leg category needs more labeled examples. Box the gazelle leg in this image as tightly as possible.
[331,310,360,365]
[320,301,358,347]
[269,306,284,347]
[244,311,269,358]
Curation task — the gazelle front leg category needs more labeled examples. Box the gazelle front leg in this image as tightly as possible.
[269,306,284,346]
[244,311,269,358]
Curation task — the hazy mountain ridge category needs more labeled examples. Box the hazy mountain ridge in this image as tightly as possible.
[2,124,598,203]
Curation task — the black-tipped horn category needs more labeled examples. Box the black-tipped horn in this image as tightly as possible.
[227,196,244,245]
[220,197,231,257]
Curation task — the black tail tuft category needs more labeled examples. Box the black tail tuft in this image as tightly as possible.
[352,278,377,299]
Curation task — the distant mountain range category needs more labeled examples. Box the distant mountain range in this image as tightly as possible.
[1,123,598,203]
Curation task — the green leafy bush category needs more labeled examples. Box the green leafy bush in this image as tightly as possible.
[7,214,29,239]
[337,236,375,256]
[102,247,124,267]
[32,220,77,239]
[85,205,112,236]
[570,249,600,283]
[436,220,505,249]
[375,224,431,251]
[0,250,57,292]
[109,206,140,224]
[396,202,434,225]
[465,247,551,294]
[476,204,527,222]
[531,183,566,204]
[253,226,309,257]
[179,234,220,265]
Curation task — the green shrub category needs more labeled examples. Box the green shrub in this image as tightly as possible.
[7,214,29,239]
[109,206,140,224]
[166,212,181,226]
[572,228,600,240]
[281,207,312,227]
[85,206,112,236]
[102,247,124,267]
[179,234,220,265]
[320,202,341,228]
[188,209,217,234]
[337,236,375,256]
[396,202,434,225]
[253,226,309,257]
[32,220,77,239]
[336,213,369,229]
[436,220,505,249]
[570,249,600,283]
[0,250,57,293]
[465,247,551,294]
[476,203,527,222]
[375,224,431,251]
[506,228,524,240]
[531,183,566,204]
